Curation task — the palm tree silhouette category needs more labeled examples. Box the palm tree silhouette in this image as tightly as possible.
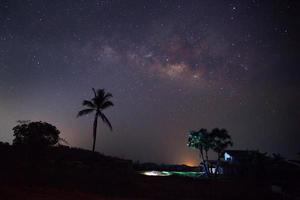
[77,88,113,152]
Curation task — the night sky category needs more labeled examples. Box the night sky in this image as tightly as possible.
[0,0,299,165]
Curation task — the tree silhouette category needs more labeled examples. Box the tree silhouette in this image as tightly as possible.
[187,129,211,175]
[188,128,233,176]
[77,88,113,153]
[12,121,60,147]
[210,128,233,174]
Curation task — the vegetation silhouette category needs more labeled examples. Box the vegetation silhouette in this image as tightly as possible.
[0,90,297,199]
[77,88,113,153]
[0,120,298,199]
[210,128,233,175]
[187,128,233,176]
[272,153,285,163]
[187,129,211,175]
[13,121,60,147]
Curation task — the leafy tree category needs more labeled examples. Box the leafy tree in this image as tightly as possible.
[187,129,211,175]
[201,130,214,173]
[188,128,233,176]
[210,128,233,174]
[12,121,60,147]
[77,88,113,153]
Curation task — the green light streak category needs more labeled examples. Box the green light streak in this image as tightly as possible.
[141,170,204,177]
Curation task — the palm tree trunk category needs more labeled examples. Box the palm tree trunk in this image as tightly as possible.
[92,113,98,152]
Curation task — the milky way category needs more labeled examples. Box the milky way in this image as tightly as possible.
[0,0,299,165]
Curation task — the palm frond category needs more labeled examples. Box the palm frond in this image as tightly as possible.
[99,112,112,130]
[82,100,95,108]
[103,92,113,100]
[92,88,97,97]
[77,108,95,117]
[92,97,99,106]
[96,89,105,98]
[101,101,114,109]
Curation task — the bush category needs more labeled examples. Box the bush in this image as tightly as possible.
[12,121,60,148]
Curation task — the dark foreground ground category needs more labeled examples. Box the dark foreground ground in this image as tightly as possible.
[0,143,299,200]
[0,177,283,200]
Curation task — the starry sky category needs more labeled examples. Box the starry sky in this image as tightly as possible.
[0,0,299,165]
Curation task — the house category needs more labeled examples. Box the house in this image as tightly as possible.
[222,150,262,176]
[222,150,300,179]
[205,160,223,174]
[223,150,259,163]
[200,150,265,175]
